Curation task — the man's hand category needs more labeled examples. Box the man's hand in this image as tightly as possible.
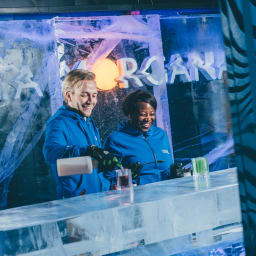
[86,145,121,172]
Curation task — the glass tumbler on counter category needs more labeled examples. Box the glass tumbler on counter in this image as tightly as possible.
[116,169,133,190]
[192,157,210,190]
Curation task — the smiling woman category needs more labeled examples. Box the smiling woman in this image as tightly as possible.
[131,101,156,132]
[123,90,157,133]
[104,89,173,186]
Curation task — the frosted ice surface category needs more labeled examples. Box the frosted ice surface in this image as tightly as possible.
[54,15,170,145]
[0,20,58,184]
[0,168,242,255]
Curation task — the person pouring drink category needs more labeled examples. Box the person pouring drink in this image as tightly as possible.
[43,69,119,199]
[104,89,174,186]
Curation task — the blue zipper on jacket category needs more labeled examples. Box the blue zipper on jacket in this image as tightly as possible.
[143,135,158,169]
[77,118,101,147]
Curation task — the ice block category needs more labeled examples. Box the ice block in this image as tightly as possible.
[0,168,242,255]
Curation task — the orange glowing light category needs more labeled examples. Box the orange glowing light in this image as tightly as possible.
[92,59,119,91]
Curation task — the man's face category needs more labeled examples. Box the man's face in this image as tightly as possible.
[66,80,98,118]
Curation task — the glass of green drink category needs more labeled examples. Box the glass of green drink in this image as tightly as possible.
[192,157,210,190]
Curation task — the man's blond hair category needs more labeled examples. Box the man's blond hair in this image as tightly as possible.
[62,69,96,103]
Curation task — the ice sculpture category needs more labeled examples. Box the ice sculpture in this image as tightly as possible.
[0,20,59,208]
[164,15,235,172]
[0,168,242,255]
[54,15,172,145]
[14,65,43,99]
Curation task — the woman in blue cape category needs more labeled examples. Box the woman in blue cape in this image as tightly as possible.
[104,89,174,186]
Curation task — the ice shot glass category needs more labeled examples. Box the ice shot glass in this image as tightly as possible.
[192,157,210,190]
[116,169,133,190]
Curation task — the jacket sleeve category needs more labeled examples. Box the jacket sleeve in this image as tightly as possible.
[43,118,87,164]
[104,134,123,160]
[103,134,123,182]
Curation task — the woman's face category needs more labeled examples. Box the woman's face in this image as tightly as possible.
[130,102,156,132]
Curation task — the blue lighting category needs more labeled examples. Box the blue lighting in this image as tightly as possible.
[0,8,219,21]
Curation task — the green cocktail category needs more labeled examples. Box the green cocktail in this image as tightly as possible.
[192,157,210,189]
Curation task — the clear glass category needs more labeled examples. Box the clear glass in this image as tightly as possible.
[116,168,133,190]
[192,157,210,190]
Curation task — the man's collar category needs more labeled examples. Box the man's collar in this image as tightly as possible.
[63,103,87,120]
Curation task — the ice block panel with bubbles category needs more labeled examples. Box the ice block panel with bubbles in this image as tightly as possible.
[0,168,242,255]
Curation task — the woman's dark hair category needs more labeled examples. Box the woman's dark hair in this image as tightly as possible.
[122,89,157,116]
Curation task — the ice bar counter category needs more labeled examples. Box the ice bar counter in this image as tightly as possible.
[0,168,243,255]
